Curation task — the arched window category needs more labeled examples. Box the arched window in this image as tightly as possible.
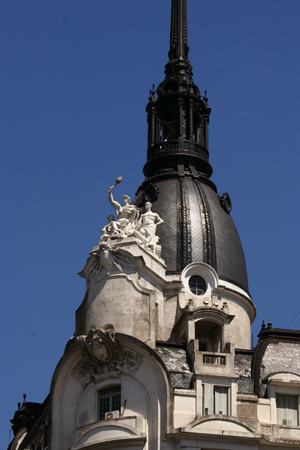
[160,111,177,141]
[98,385,121,421]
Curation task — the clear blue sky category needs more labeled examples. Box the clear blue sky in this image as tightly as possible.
[1,0,300,446]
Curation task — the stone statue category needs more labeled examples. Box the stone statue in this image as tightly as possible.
[108,180,139,235]
[100,215,122,242]
[89,178,164,256]
[138,202,163,252]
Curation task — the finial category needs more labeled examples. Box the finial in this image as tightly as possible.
[18,402,21,411]
[267,318,272,329]
[261,320,266,331]
[23,394,27,405]
[203,90,209,106]
[149,84,156,101]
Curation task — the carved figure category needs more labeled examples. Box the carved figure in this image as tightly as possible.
[100,215,122,242]
[98,242,122,275]
[79,242,135,280]
[138,202,164,252]
[108,179,139,235]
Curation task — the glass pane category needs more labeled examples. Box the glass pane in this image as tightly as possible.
[98,386,121,421]
[99,396,110,421]
[189,276,206,296]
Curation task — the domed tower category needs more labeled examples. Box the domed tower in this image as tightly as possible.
[134,0,248,292]
[75,0,255,355]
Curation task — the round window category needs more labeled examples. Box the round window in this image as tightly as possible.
[189,276,206,296]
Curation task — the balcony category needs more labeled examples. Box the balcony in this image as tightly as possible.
[187,340,237,378]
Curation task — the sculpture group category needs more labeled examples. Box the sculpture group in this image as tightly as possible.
[99,177,163,254]
[80,177,164,281]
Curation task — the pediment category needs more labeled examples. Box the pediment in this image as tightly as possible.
[184,416,260,437]
[72,421,146,450]
[268,372,300,386]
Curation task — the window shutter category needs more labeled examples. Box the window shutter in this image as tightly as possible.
[215,386,228,415]
[203,384,214,415]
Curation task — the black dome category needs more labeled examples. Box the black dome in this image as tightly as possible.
[134,175,248,292]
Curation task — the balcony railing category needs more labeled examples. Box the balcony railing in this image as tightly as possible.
[148,141,209,160]
[203,354,226,365]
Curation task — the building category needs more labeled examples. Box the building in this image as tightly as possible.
[8,1,300,449]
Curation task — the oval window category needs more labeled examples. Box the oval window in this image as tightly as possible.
[189,276,206,296]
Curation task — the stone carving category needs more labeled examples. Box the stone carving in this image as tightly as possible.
[137,202,163,252]
[79,242,135,280]
[82,178,164,265]
[71,326,143,387]
[109,179,140,237]
[100,215,123,241]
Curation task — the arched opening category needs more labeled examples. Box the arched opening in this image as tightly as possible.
[195,319,222,352]
[160,110,177,141]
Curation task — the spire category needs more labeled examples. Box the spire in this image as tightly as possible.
[143,0,212,179]
[165,0,193,82]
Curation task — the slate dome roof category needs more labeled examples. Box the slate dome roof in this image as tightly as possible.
[134,175,248,292]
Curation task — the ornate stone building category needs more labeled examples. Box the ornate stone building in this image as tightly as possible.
[8,1,300,449]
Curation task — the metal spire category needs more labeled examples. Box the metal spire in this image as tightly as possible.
[144,0,212,180]
[169,0,188,60]
[165,0,193,81]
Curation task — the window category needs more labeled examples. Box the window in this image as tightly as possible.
[203,384,228,415]
[276,394,298,426]
[98,386,121,421]
[189,276,206,296]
